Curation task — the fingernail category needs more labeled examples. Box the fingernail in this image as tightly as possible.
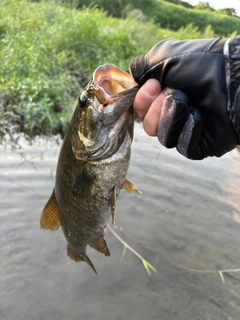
[143,80,160,98]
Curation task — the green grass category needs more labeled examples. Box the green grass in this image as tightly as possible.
[0,0,233,142]
[75,0,240,35]
[151,0,240,35]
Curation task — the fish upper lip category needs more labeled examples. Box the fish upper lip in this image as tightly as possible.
[109,85,139,97]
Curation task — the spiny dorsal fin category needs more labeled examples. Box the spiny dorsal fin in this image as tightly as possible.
[67,244,97,274]
[89,234,111,257]
[40,190,61,230]
[122,179,141,193]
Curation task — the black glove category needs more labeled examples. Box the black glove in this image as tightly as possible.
[130,37,240,160]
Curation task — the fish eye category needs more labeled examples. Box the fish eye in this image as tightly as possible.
[79,93,87,108]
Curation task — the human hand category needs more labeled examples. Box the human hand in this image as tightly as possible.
[130,37,240,160]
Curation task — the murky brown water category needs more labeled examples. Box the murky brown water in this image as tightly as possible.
[1,122,240,320]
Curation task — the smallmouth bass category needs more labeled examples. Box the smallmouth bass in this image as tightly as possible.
[40,64,140,274]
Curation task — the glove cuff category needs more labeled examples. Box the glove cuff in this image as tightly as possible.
[227,36,240,141]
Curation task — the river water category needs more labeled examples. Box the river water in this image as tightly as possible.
[1,122,240,320]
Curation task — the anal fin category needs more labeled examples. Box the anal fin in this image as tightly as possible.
[67,244,97,275]
[122,179,141,193]
[89,234,110,257]
[40,190,61,230]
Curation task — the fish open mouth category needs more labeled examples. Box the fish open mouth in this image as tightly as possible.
[93,63,138,96]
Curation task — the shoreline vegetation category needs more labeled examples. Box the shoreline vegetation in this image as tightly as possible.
[0,0,239,144]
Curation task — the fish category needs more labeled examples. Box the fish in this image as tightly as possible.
[40,64,140,274]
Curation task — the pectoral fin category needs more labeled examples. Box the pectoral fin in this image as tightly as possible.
[40,190,61,230]
[89,234,110,257]
[67,244,97,274]
[122,179,141,193]
[111,186,117,225]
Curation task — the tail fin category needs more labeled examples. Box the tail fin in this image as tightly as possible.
[67,244,97,275]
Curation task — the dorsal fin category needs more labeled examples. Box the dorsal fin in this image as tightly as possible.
[122,179,141,193]
[89,234,111,257]
[40,190,61,230]
[67,244,97,274]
